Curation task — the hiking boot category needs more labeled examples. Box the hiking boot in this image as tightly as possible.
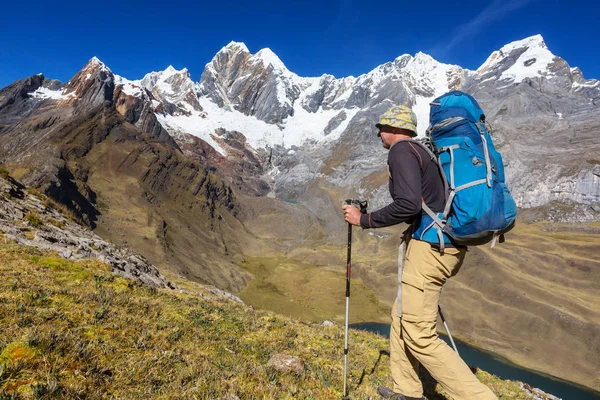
[377,386,424,400]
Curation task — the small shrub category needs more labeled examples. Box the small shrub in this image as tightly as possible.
[17,318,32,328]
[31,383,48,398]
[189,310,211,327]
[0,168,9,180]
[25,212,43,228]
[41,198,53,210]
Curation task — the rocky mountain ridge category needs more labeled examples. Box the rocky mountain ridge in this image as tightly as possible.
[0,59,258,294]
[100,34,600,216]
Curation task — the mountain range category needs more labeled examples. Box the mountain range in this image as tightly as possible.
[0,34,599,392]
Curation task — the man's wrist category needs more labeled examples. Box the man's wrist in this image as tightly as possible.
[360,213,372,229]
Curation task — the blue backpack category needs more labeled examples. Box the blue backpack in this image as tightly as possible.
[412,91,518,251]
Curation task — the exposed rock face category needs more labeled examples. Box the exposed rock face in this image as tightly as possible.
[323,111,347,136]
[0,175,171,288]
[197,43,467,127]
[198,42,300,124]
[458,37,600,212]
[0,74,45,118]
[63,57,115,111]
[0,60,254,293]
[113,83,180,149]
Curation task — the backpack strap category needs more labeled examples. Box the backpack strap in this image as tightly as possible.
[401,138,450,202]
[399,138,450,253]
[475,122,493,188]
[421,202,446,253]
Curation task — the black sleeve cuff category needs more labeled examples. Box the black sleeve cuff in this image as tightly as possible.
[360,213,371,229]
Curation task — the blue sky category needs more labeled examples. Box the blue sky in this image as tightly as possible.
[1,0,598,88]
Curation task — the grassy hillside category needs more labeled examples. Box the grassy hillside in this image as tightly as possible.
[0,238,546,399]
[235,206,600,392]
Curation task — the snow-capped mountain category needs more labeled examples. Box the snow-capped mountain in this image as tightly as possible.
[122,35,598,155]
[192,41,468,148]
[5,34,600,215]
[133,34,595,214]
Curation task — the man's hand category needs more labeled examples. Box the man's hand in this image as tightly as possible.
[342,204,362,226]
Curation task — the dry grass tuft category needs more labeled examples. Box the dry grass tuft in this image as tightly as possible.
[40,198,81,224]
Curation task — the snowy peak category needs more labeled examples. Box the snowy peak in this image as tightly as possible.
[221,41,250,55]
[63,34,598,157]
[88,56,106,66]
[60,57,115,108]
[84,56,112,75]
[206,41,252,73]
[412,51,437,64]
[138,66,201,115]
[71,56,114,83]
[140,66,191,90]
[252,48,290,74]
[198,41,303,124]
[476,34,557,82]
[114,74,145,98]
[499,34,547,53]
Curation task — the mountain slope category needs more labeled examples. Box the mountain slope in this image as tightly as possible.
[0,60,252,292]
[0,233,559,399]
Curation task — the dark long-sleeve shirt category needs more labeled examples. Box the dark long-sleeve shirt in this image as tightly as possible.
[360,139,446,229]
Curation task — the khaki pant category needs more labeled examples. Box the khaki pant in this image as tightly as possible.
[390,239,497,400]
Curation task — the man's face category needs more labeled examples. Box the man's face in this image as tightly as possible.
[377,129,395,149]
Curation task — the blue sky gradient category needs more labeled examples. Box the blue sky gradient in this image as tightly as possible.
[1,0,598,87]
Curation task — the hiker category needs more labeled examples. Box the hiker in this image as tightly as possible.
[341,105,498,400]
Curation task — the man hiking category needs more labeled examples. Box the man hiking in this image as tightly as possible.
[342,105,497,400]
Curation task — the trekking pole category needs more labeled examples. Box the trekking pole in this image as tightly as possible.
[342,215,351,399]
[438,305,459,356]
[342,199,367,400]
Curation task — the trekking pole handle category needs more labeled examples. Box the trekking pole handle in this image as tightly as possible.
[344,199,368,214]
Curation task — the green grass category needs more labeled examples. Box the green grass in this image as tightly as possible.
[0,239,548,399]
[238,256,388,324]
[23,213,42,229]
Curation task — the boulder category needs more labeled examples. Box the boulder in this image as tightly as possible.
[267,353,304,375]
